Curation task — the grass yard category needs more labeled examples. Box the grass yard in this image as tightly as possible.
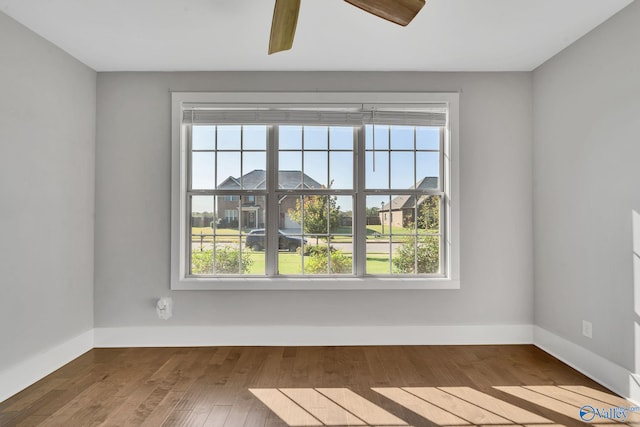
[238,251,392,275]
[365,254,394,274]
[247,252,356,275]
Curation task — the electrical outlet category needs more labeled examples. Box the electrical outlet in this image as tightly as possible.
[582,320,593,338]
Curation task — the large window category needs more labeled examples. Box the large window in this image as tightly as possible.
[171,93,459,290]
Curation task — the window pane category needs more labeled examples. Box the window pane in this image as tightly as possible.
[191,152,215,190]
[242,152,266,189]
[277,213,305,275]
[192,125,215,150]
[278,240,304,275]
[365,151,389,189]
[366,234,392,275]
[210,241,244,275]
[304,243,353,275]
[326,195,354,275]
[365,194,439,275]
[243,125,267,150]
[216,196,240,230]
[191,196,214,244]
[304,126,328,149]
[217,125,241,150]
[279,152,303,188]
[365,125,389,150]
[416,127,440,150]
[239,195,266,230]
[390,151,414,189]
[416,151,439,189]
[191,237,262,276]
[191,195,266,276]
[245,228,265,251]
[213,194,266,231]
[390,126,414,150]
[304,151,328,188]
[216,151,240,188]
[416,195,441,234]
[186,118,446,279]
[278,194,353,276]
[329,151,353,190]
[392,235,440,274]
[334,195,352,234]
[397,195,418,230]
[365,195,392,274]
[280,126,302,149]
[329,126,353,149]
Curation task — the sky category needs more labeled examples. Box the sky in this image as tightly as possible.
[191,125,440,214]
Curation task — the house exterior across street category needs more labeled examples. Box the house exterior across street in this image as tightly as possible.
[216,169,322,230]
[379,177,438,228]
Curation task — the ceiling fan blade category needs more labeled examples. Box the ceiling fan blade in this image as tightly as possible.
[269,0,301,54]
[344,0,426,26]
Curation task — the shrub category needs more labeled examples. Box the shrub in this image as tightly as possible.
[192,247,253,274]
[304,248,352,274]
[392,235,439,274]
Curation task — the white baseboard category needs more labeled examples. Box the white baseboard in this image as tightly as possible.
[0,329,94,403]
[533,326,635,402]
[94,324,533,347]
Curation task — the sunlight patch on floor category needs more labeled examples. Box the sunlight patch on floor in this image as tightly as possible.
[251,385,630,427]
[250,387,408,427]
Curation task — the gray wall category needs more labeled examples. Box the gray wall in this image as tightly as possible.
[533,1,640,370]
[95,72,533,328]
[0,13,96,368]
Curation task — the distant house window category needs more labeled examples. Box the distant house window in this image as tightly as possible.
[224,210,238,221]
[171,92,459,289]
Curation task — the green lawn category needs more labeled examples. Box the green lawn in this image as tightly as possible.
[248,252,354,275]
[243,251,392,275]
[365,254,394,274]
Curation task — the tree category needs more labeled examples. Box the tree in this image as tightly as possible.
[288,194,340,244]
[417,195,439,231]
[365,206,379,217]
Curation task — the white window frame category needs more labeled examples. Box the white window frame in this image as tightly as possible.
[171,92,460,290]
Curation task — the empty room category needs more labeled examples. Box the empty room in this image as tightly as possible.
[1,0,639,425]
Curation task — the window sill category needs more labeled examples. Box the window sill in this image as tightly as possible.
[171,276,460,291]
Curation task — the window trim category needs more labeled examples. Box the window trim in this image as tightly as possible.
[171,92,460,290]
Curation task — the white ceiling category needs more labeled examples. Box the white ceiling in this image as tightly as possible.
[0,0,634,72]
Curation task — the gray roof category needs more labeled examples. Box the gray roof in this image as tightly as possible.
[218,169,322,190]
[381,177,438,211]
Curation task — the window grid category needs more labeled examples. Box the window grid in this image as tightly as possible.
[187,124,268,276]
[186,124,445,278]
[363,125,444,275]
[275,126,356,276]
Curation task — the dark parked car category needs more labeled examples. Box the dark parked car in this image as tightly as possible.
[245,229,306,252]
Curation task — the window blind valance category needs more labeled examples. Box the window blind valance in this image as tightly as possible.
[181,104,447,127]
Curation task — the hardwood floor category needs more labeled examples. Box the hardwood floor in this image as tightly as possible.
[0,345,631,426]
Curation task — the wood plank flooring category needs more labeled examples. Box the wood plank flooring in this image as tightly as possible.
[0,345,631,426]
